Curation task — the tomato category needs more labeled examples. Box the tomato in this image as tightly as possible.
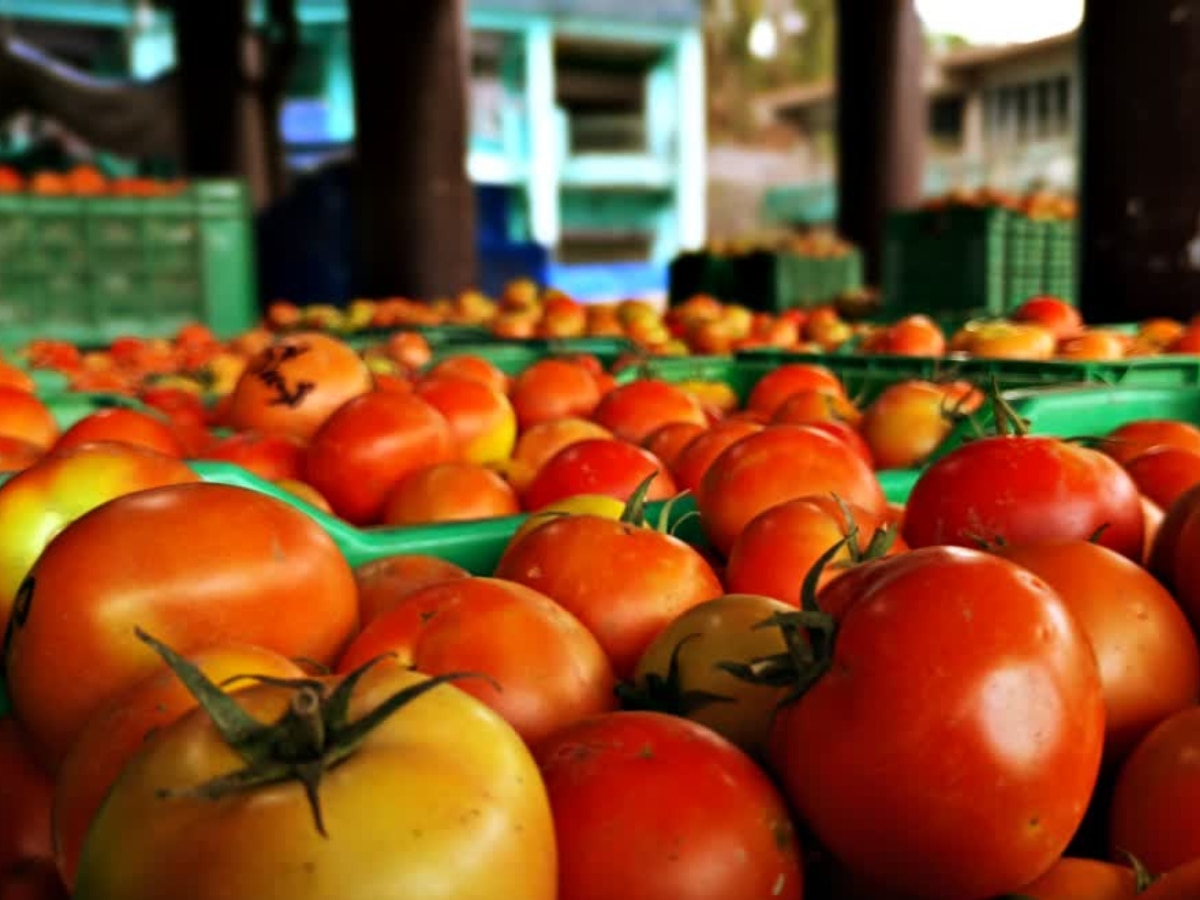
[225,332,373,440]
[522,439,677,511]
[0,859,67,900]
[591,379,707,444]
[0,360,35,393]
[414,376,517,464]
[383,331,433,372]
[534,711,803,900]
[1108,706,1200,874]
[198,431,306,482]
[770,387,862,428]
[496,514,724,678]
[746,363,845,416]
[670,419,763,494]
[510,418,613,489]
[273,478,333,513]
[137,386,211,454]
[725,495,904,606]
[52,408,186,457]
[697,425,886,556]
[874,315,946,356]
[1143,495,1165,564]
[803,418,874,467]
[1104,419,1200,466]
[641,421,707,472]
[1147,483,1200,618]
[509,359,602,429]
[382,461,519,524]
[1012,296,1084,339]
[1007,857,1139,900]
[5,482,359,768]
[0,443,198,634]
[0,389,58,449]
[1058,330,1129,361]
[53,646,305,888]
[0,437,43,474]
[994,540,1200,766]
[338,577,615,744]
[426,354,509,395]
[770,546,1105,899]
[0,720,53,871]
[73,656,555,900]
[628,594,793,757]
[505,494,626,557]
[1125,445,1200,511]
[303,391,456,526]
[1140,858,1200,900]
[860,380,969,470]
[903,435,1145,562]
[952,321,1058,359]
[353,554,470,625]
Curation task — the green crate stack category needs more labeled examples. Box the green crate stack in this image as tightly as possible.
[1044,219,1078,302]
[1004,215,1048,309]
[669,248,863,311]
[0,181,257,350]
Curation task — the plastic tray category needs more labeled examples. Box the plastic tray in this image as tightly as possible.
[423,337,636,375]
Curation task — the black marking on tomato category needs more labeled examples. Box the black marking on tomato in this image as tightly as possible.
[252,343,317,408]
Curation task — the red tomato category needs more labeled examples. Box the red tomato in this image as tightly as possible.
[770,547,1105,899]
[0,720,53,871]
[903,435,1145,562]
[1125,445,1200,511]
[413,376,517,464]
[352,554,470,625]
[495,514,724,678]
[1012,296,1084,339]
[382,331,433,371]
[137,387,210,454]
[1141,858,1200,900]
[272,478,333,514]
[995,540,1200,765]
[382,461,520,525]
[641,421,707,473]
[860,380,966,470]
[746,363,846,416]
[802,418,874,468]
[770,388,861,428]
[522,439,677,511]
[52,408,185,458]
[4,482,359,768]
[0,436,43,474]
[426,353,509,394]
[0,389,58,449]
[1011,857,1138,900]
[1146,483,1200,625]
[337,577,615,745]
[1104,419,1200,466]
[670,420,763,494]
[534,711,803,900]
[0,859,67,900]
[512,418,612,478]
[198,431,306,482]
[1108,706,1200,874]
[697,425,886,556]
[0,361,35,393]
[509,359,602,430]
[304,391,457,526]
[1058,330,1129,361]
[590,380,707,444]
[877,315,947,356]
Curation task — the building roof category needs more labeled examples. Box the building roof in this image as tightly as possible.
[939,29,1077,72]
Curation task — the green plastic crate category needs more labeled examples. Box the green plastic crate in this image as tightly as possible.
[669,249,863,311]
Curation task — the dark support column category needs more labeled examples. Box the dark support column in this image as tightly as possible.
[1080,1,1200,322]
[172,0,243,176]
[347,0,476,299]
[835,0,926,285]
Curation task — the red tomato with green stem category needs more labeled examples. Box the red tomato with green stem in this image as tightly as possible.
[1140,858,1200,900]
[522,439,677,510]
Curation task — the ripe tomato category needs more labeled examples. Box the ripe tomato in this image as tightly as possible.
[495,514,724,678]
[53,645,305,888]
[1009,857,1139,900]
[641,421,707,472]
[1143,495,1165,563]
[0,389,58,449]
[1140,858,1200,900]
[505,494,626,558]
[0,720,53,871]
[0,859,67,900]
[303,391,456,526]
[1108,706,1200,874]
[955,321,1057,359]
[0,443,198,633]
[860,380,968,470]
[522,439,677,510]
[746,363,845,416]
[591,379,707,444]
[509,418,612,492]
[73,659,556,900]
[670,419,763,494]
[803,418,874,467]
[725,495,904,606]
[0,360,35,393]
[137,386,210,454]
[1104,419,1200,466]
[273,478,333,513]
[771,546,1105,899]
[1012,296,1083,339]
[338,577,615,745]
[353,554,470,625]
[225,332,373,440]
[0,437,43,474]
[994,540,1200,766]
[629,594,793,757]
[1125,445,1200,511]
[1058,330,1129,361]
[52,408,185,458]
[770,387,862,428]
[382,331,433,371]
[5,482,359,768]
[414,376,517,464]
[903,435,1145,562]
[382,461,519,525]
[534,711,803,900]
[875,314,947,356]
[426,353,509,394]
[198,431,306,482]
[509,359,602,429]
[697,425,886,556]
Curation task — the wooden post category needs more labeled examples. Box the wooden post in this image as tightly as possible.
[347,0,477,299]
[835,0,926,284]
[172,0,243,177]
[1080,0,1200,322]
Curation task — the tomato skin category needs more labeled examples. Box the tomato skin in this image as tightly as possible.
[53,408,185,458]
[697,425,886,556]
[1009,857,1138,900]
[670,420,763,494]
[337,577,616,745]
[0,437,44,474]
[197,431,306,482]
[1147,483,1200,631]
[746,363,845,416]
[522,438,677,511]
[860,380,960,470]
[642,421,707,473]
[1012,296,1083,339]
[382,461,519,525]
[509,359,602,429]
[0,388,58,449]
[495,515,724,678]
[802,419,874,468]
[994,540,1200,767]
[772,547,1105,900]
[903,435,1145,562]
[1140,858,1200,900]
[53,646,305,888]
[5,482,359,769]
[0,443,198,635]
[1104,419,1200,466]
[72,662,556,900]
[770,388,861,428]
[1125,445,1200,511]
[303,391,457,526]
[353,554,470,625]
[413,376,517,465]
[0,720,53,872]
[426,354,509,394]
[591,379,707,444]
[534,711,803,900]
[0,859,68,900]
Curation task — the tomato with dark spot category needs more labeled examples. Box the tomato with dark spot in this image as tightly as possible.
[534,711,803,900]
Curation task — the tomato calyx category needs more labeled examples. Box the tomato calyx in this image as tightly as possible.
[829,494,898,569]
[135,628,485,838]
[614,633,734,715]
[620,473,698,536]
